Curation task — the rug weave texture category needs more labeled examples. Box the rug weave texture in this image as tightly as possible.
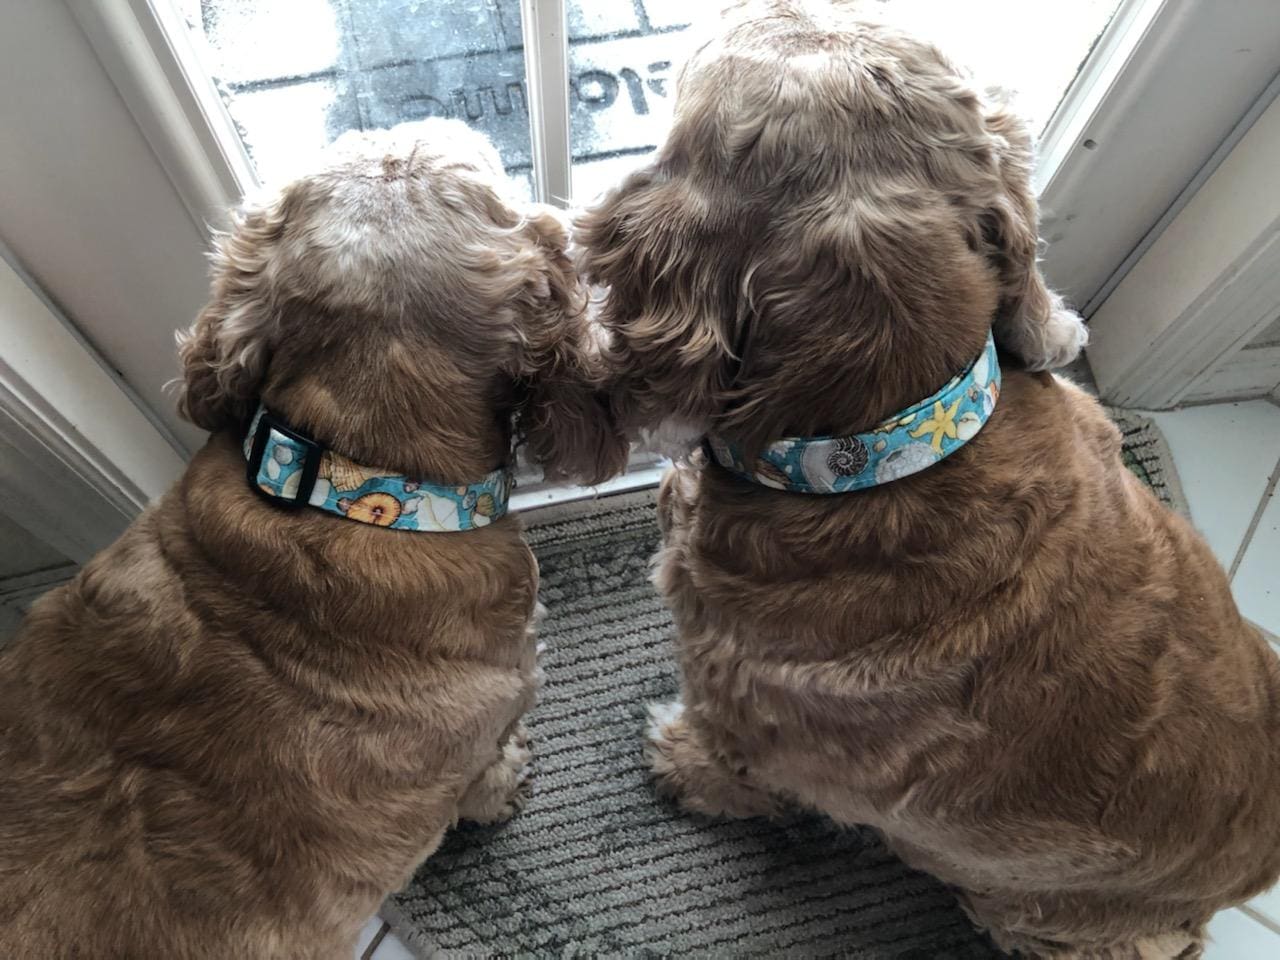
[383,422,1185,958]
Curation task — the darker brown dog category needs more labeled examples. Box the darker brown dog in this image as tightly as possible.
[576,3,1280,956]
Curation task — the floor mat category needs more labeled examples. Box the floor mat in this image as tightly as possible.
[382,492,1001,958]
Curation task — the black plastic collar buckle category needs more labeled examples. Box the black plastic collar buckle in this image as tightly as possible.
[245,410,325,510]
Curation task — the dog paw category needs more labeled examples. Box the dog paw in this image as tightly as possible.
[644,701,781,820]
[644,701,687,795]
[637,418,707,462]
[1034,301,1089,371]
[646,700,685,742]
[1005,294,1089,371]
[458,728,534,825]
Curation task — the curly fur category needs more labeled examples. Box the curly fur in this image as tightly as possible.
[577,1,1087,454]
[176,119,625,484]
[577,4,1280,957]
[0,119,626,958]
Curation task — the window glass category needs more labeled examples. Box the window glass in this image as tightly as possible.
[175,1,1122,202]
[875,0,1125,132]
[564,0,697,202]
[172,0,535,195]
[566,0,1126,200]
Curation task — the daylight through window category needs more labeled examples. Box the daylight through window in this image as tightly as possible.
[173,0,1124,202]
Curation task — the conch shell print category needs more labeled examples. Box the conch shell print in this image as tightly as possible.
[323,452,380,493]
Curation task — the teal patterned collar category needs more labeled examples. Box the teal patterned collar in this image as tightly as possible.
[706,331,1000,494]
[243,406,512,532]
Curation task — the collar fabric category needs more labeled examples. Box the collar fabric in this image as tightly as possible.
[705,330,1000,494]
[243,406,511,532]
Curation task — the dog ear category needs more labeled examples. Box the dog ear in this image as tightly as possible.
[175,201,287,431]
[511,209,630,486]
[981,104,1088,371]
[575,166,737,434]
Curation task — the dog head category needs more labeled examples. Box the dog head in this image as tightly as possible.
[576,0,1085,454]
[177,118,628,485]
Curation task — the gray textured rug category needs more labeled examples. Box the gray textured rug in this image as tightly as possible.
[382,491,1002,958]
[1106,408,1191,518]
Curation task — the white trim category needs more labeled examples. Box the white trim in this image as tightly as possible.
[66,0,253,233]
[0,565,79,607]
[1034,0,1170,199]
[520,0,572,207]
[511,464,666,515]
[0,564,78,642]
[0,256,185,563]
[1183,344,1280,405]
[1087,93,1280,409]
[0,239,192,461]
[1081,69,1280,317]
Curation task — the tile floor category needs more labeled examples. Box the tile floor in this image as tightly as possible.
[355,916,413,960]
[1147,400,1280,956]
[356,399,1280,959]
[1147,401,1280,610]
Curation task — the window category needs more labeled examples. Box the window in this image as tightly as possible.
[171,0,535,192]
[171,0,1123,204]
[563,1,695,201]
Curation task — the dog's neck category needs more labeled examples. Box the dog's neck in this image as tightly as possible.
[260,331,513,485]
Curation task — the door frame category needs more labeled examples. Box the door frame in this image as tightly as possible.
[0,247,184,562]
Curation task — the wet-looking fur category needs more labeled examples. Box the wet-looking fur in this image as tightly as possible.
[0,119,627,958]
[577,3,1280,957]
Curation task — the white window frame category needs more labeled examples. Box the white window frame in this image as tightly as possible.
[520,0,573,205]
[67,0,256,231]
[1034,0,1280,317]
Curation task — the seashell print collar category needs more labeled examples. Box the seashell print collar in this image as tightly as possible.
[705,330,1001,495]
[243,406,512,531]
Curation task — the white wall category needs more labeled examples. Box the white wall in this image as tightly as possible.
[0,0,209,454]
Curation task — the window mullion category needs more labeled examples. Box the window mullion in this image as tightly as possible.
[520,0,572,207]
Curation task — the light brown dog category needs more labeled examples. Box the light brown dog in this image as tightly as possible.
[576,3,1280,956]
[0,119,627,958]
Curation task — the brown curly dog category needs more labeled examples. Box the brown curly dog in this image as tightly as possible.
[576,3,1280,956]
